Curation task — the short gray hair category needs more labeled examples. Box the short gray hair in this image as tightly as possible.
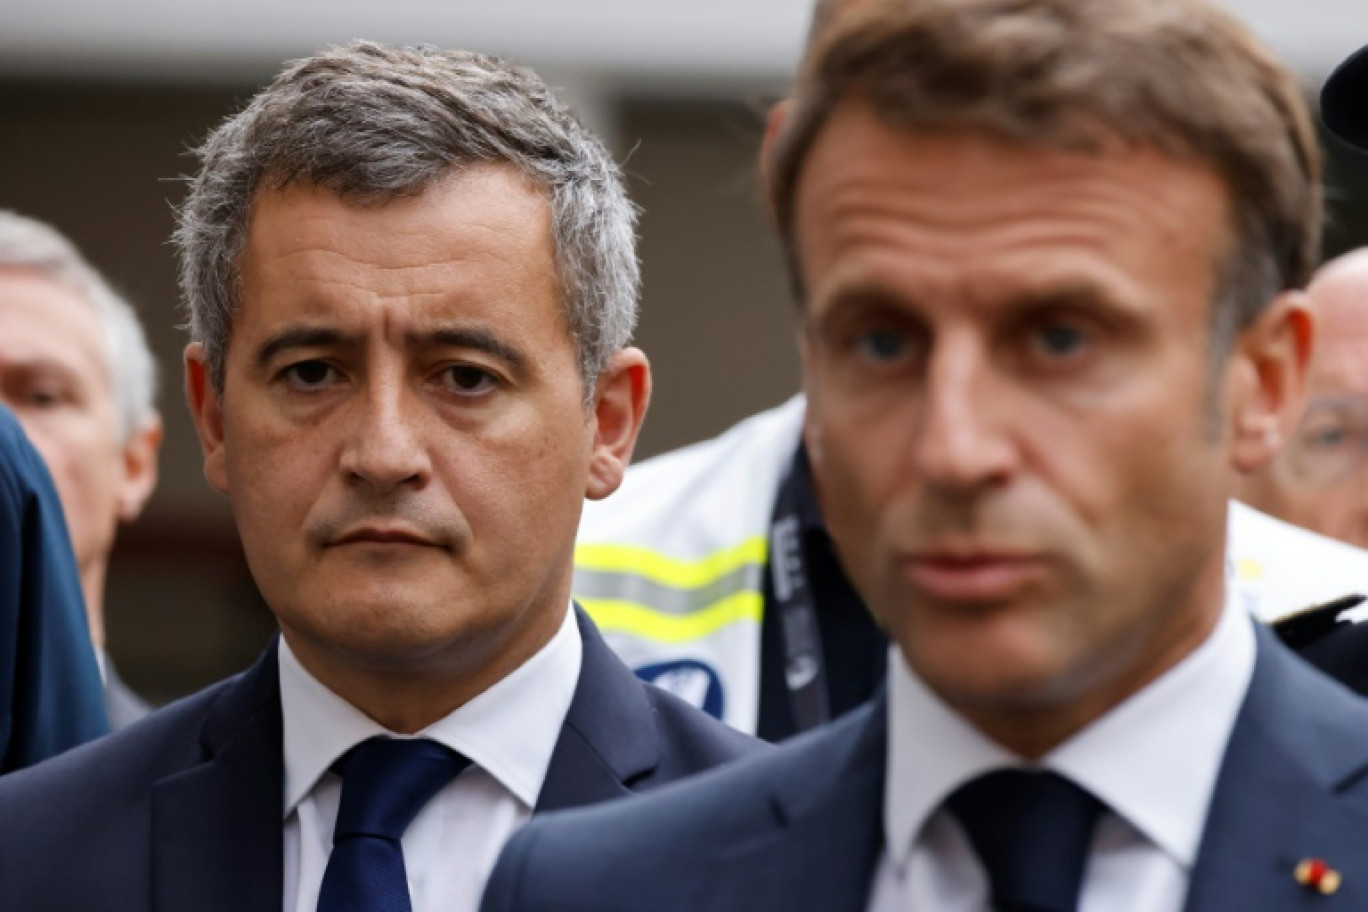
[0,211,159,440]
[175,40,640,394]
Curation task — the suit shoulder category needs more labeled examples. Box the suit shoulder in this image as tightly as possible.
[491,705,872,910]
[640,679,768,771]
[0,672,234,820]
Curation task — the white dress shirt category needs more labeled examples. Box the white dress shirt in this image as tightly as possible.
[868,591,1256,912]
[279,605,582,912]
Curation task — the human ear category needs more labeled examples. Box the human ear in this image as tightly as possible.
[585,347,651,501]
[1227,290,1315,473]
[184,343,230,494]
[116,414,163,521]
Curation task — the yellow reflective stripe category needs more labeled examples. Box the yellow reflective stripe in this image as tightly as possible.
[574,536,768,590]
[581,591,763,644]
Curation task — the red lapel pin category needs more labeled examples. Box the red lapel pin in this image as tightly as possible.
[1295,858,1342,896]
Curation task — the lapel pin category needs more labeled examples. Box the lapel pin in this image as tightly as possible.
[1295,858,1342,896]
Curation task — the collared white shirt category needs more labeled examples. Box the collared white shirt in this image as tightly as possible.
[868,590,1256,912]
[279,604,582,912]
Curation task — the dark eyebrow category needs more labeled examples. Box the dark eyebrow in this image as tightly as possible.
[417,328,528,374]
[1008,281,1113,310]
[255,327,352,370]
[252,325,530,374]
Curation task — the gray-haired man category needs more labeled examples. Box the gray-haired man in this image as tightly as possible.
[0,212,161,728]
[0,42,758,912]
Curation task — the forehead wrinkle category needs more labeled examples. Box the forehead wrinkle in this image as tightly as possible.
[810,179,1171,307]
[798,106,1225,233]
[810,160,1210,255]
[799,128,1228,322]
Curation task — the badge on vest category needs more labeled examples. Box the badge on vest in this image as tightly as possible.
[634,659,725,719]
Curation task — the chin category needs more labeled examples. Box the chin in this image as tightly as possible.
[928,659,1060,707]
[906,623,1074,702]
[286,590,473,658]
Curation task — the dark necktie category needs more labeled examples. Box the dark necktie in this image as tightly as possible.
[317,736,471,912]
[946,768,1104,912]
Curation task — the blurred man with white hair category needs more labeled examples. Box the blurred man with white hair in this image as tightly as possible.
[0,212,162,727]
[1240,249,1368,548]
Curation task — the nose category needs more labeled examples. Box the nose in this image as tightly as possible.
[338,376,432,493]
[911,337,1019,494]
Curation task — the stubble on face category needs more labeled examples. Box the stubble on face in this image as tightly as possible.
[794,101,1235,755]
[202,169,595,729]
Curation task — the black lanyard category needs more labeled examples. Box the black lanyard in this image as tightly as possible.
[768,458,832,732]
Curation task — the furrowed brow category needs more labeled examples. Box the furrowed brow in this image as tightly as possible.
[417,328,529,373]
[254,327,351,369]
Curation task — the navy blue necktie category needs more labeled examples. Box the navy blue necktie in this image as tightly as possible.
[317,736,471,912]
[947,769,1104,912]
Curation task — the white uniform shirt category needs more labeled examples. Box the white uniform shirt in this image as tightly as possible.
[279,605,582,912]
[868,591,1256,912]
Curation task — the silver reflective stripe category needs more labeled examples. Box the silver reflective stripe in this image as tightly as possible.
[572,563,763,615]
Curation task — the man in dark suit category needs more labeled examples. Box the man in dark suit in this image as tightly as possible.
[480,2,1368,910]
[0,42,758,911]
[0,405,107,771]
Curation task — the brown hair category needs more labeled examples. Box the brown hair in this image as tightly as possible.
[773,0,1321,349]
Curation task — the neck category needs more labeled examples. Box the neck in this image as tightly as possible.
[280,605,566,734]
[80,560,107,652]
[956,574,1228,760]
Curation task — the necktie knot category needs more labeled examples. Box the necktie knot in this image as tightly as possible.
[332,736,470,842]
[317,737,470,912]
[947,768,1103,912]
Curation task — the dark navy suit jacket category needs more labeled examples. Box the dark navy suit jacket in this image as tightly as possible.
[481,625,1368,912]
[0,406,107,772]
[0,607,761,910]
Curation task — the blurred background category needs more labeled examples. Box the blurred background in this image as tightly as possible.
[1,0,1365,703]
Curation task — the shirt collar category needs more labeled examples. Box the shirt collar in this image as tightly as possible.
[885,588,1256,870]
[279,604,582,818]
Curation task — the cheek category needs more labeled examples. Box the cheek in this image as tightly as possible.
[1319,492,1368,536]
[224,418,329,527]
[468,423,588,535]
[26,418,115,502]
[807,409,908,580]
[1028,369,1212,531]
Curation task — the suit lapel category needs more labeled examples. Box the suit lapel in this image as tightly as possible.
[151,641,285,912]
[702,696,887,912]
[536,607,659,812]
[1185,627,1368,912]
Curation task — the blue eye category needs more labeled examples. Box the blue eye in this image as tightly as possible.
[1310,428,1350,449]
[855,329,909,363]
[1035,323,1086,358]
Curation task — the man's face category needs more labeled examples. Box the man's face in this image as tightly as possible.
[0,269,153,590]
[1246,263,1368,547]
[795,101,1257,750]
[187,168,634,688]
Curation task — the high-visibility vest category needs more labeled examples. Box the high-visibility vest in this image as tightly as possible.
[574,397,803,732]
[576,394,1368,734]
